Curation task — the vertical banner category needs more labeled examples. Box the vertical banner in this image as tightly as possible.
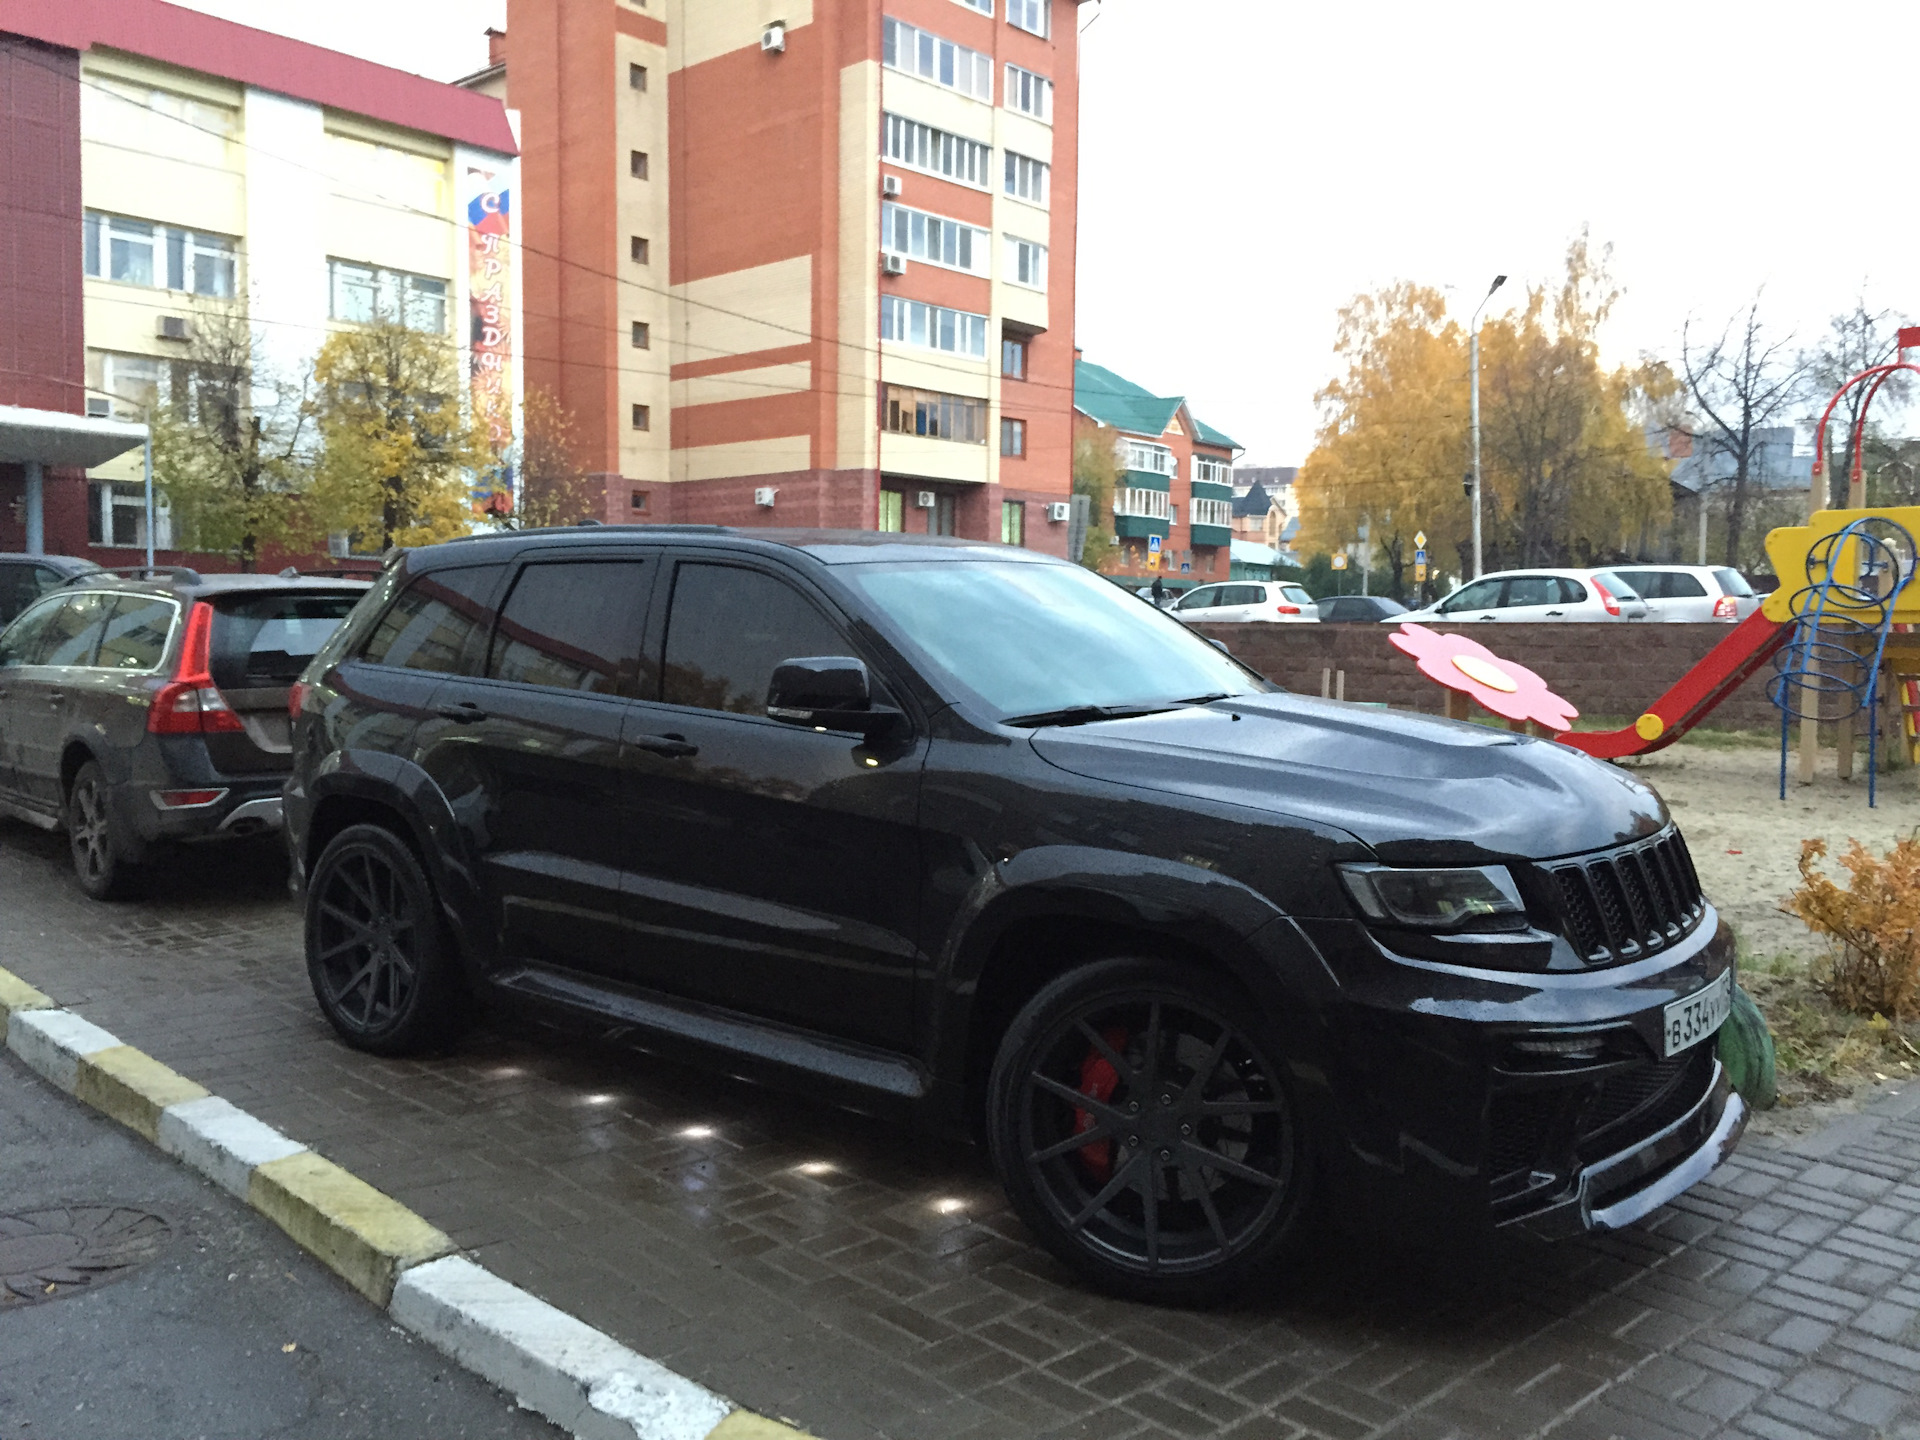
[466,169,514,515]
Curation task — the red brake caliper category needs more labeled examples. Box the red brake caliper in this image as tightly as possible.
[1074,1027,1129,1182]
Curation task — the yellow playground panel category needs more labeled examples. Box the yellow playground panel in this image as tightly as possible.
[1763,507,1920,625]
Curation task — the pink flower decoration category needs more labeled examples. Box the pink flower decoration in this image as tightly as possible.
[1388,622,1579,732]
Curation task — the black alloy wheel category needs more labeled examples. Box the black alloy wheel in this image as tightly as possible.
[66,760,133,901]
[987,958,1311,1302]
[305,824,466,1055]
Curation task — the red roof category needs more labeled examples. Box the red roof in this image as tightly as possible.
[1,0,516,155]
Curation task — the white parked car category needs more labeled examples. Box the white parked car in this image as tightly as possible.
[1172,580,1320,623]
[1607,565,1760,623]
[1393,568,1649,623]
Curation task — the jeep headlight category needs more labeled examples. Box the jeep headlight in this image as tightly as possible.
[1337,863,1526,930]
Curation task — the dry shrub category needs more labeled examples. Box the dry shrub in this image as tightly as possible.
[1785,837,1920,1020]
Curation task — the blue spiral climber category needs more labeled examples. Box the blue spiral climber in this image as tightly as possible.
[1767,516,1917,806]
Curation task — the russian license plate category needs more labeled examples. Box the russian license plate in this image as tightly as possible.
[1663,971,1732,1057]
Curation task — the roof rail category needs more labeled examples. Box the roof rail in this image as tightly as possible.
[64,564,204,587]
[277,563,386,578]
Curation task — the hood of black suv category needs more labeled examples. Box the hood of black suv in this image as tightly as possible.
[1028,693,1667,863]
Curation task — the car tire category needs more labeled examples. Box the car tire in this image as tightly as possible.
[304,823,469,1056]
[66,759,136,901]
[985,957,1313,1303]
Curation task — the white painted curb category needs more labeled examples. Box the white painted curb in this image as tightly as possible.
[156,1094,308,1200]
[7,1008,119,1091]
[391,1256,733,1440]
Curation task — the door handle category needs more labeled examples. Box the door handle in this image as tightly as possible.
[435,701,487,723]
[46,691,65,707]
[1545,610,1564,617]
[632,731,698,758]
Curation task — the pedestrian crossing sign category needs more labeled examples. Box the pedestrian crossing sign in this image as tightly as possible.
[1147,535,1162,554]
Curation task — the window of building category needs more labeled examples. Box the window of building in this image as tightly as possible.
[630,489,649,513]
[1000,418,1026,457]
[1114,487,1172,521]
[1004,152,1049,206]
[629,63,648,90]
[1005,236,1047,290]
[84,211,236,298]
[1007,0,1049,36]
[630,150,649,179]
[882,113,991,189]
[632,403,651,430]
[1001,334,1027,379]
[1122,439,1176,476]
[662,564,847,715]
[360,566,504,673]
[1190,497,1232,529]
[881,202,989,274]
[328,259,449,333]
[1001,501,1025,546]
[883,384,988,443]
[487,561,649,695]
[1004,64,1052,120]
[952,0,993,13]
[1194,455,1232,485]
[880,296,989,358]
[630,236,650,263]
[878,490,905,532]
[631,321,650,348]
[86,482,172,550]
[883,17,992,101]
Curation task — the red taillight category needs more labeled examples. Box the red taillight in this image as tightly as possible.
[1713,595,1738,619]
[1592,579,1622,617]
[1276,604,1301,615]
[148,601,244,735]
[150,788,228,809]
[289,681,311,720]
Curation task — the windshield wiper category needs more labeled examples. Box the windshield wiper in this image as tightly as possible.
[1001,703,1174,728]
[1176,692,1235,706]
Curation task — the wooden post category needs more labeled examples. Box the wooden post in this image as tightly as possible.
[1837,703,1855,781]
[1320,667,1331,699]
[1445,689,1471,722]
[1335,670,1346,702]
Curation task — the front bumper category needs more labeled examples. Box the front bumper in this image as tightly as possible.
[1500,1058,1746,1238]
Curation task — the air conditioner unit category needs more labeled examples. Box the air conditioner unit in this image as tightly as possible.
[85,397,112,419]
[881,174,902,198]
[881,252,907,276]
[761,22,786,52]
[156,315,191,341]
[914,491,937,509]
[753,486,778,507]
[1046,502,1071,523]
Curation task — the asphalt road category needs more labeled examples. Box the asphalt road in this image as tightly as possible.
[0,1047,562,1440]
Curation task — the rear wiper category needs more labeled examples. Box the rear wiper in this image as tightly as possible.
[1002,703,1172,728]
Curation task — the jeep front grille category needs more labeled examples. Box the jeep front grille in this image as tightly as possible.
[1546,829,1705,965]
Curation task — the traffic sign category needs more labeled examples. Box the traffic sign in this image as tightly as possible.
[1414,530,1427,549]
[1414,563,1428,583]
[1414,548,1428,565]
[1331,553,1348,570]
[1147,535,1162,554]
[1146,550,1160,570]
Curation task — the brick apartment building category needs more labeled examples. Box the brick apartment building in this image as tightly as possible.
[463,0,1083,552]
[0,0,520,566]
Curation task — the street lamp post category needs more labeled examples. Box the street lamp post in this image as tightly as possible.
[1468,274,1507,580]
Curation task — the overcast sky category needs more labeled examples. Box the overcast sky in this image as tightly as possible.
[178,0,1920,467]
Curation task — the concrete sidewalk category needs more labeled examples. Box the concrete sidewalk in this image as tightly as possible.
[5,821,1920,1440]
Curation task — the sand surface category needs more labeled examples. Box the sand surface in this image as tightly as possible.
[1618,742,1920,964]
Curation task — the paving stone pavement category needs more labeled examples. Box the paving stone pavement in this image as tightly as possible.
[4,821,1920,1440]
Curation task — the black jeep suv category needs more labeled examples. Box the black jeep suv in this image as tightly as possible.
[0,567,368,897]
[287,527,1743,1300]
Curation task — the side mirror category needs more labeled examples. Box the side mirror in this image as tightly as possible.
[767,656,901,737]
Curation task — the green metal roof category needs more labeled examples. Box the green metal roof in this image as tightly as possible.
[1191,416,1241,451]
[1073,360,1181,438]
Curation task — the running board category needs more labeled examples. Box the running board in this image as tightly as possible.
[495,964,930,1106]
[0,796,60,831]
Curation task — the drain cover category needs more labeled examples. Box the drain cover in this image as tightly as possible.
[0,1206,170,1306]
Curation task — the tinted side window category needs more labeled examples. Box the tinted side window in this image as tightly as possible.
[361,565,504,674]
[487,560,649,695]
[1713,568,1754,598]
[96,596,178,671]
[1612,570,1653,599]
[1176,587,1217,611]
[662,564,846,715]
[0,595,63,666]
[1442,579,1503,612]
[0,564,54,625]
[1557,577,1588,604]
[33,594,113,666]
[1663,572,1708,598]
[1504,575,1557,607]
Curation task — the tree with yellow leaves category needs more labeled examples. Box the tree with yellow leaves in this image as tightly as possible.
[307,320,491,552]
[1299,235,1675,593]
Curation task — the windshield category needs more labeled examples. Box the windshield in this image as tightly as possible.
[841,559,1266,720]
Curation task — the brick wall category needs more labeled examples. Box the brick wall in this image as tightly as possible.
[1203,622,1783,730]
[0,35,82,415]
